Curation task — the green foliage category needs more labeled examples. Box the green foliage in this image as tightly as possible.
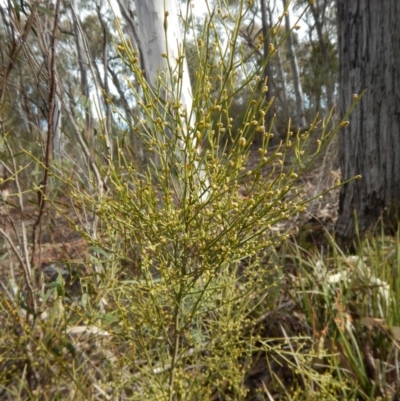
[0,1,394,400]
[290,228,400,400]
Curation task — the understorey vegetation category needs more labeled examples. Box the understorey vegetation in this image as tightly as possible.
[0,1,399,400]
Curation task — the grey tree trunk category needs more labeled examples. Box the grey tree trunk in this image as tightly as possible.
[52,94,63,165]
[70,0,112,159]
[260,0,275,141]
[282,0,306,129]
[42,0,63,164]
[268,2,289,128]
[309,1,335,112]
[335,0,400,240]
[115,0,145,161]
[71,0,92,137]
[133,0,194,118]
[132,0,209,200]
[99,16,112,138]
[116,0,146,72]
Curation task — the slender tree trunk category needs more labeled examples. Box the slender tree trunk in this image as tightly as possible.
[70,0,112,159]
[71,0,92,138]
[42,0,63,164]
[268,4,289,123]
[132,0,209,200]
[309,1,334,112]
[116,0,146,72]
[282,0,306,129]
[133,0,194,118]
[96,7,113,139]
[52,93,63,164]
[335,0,400,240]
[260,0,275,142]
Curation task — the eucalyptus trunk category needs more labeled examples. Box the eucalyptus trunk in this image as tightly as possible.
[282,0,306,129]
[71,0,92,138]
[335,0,400,240]
[309,1,335,112]
[260,0,275,142]
[133,0,194,119]
[132,0,209,200]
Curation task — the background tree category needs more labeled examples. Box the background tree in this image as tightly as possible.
[3,1,400,399]
[260,0,276,140]
[335,0,400,240]
[282,0,306,129]
[294,0,337,114]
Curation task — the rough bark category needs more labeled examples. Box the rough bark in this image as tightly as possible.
[335,0,400,240]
